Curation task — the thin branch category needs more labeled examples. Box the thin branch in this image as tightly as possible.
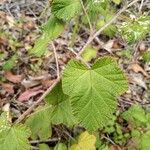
[78,0,140,56]
[80,0,93,34]
[30,138,60,144]
[15,78,60,124]
[51,42,60,78]
[139,0,144,13]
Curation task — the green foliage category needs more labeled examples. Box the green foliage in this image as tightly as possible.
[25,106,52,140]
[54,143,67,150]
[39,144,51,150]
[29,16,64,57]
[122,105,148,126]
[45,82,76,127]
[120,15,150,44]
[0,113,31,150]
[62,57,128,131]
[122,105,150,150]
[51,0,81,21]
[142,51,150,62]
[81,45,97,62]
[112,0,121,5]
[69,131,96,150]
[2,54,18,70]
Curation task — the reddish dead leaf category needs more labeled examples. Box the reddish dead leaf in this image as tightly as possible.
[18,86,44,102]
[4,71,23,83]
[139,42,145,51]
[109,145,122,150]
[41,79,54,88]
[1,83,14,94]
[0,37,8,47]
[130,63,149,77]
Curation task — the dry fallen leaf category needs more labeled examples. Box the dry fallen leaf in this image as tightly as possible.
[1,83,14,94]
[130,63,149,77]
[18,86,44,102]
[103,40,114,53]
[4,71,23,84]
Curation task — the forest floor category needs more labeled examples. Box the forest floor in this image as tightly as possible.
[0,0,150,150]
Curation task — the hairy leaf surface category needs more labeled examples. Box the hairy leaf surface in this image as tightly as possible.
[0,113,31,150]
[25,106,52,140]
[45,82,76,127]
[29,16,64,57]
[62,57,128,130]
[51,0,81,21]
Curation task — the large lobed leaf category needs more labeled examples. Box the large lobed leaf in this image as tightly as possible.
[62,56,128,131]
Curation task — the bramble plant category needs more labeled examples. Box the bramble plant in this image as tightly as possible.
[1,0,150,149]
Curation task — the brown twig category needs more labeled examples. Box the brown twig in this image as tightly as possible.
[51,42,60,78]
[15,0,139,124]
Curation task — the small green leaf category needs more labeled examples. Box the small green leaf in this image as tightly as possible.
[81,46,97,62]
[51,0,81,21]
[112,0,121,5]
[142,52,150,62]
[45,82,77,127]
[69,131,96,150]
[29,16,64,57]
[141,131,150,150]
[122,105,147,125]
[3,54,18,70]
[62,57,128,131]
[42,16,65,40]
[29,35,49,57]
[39,144,51,150]
[25,106,52,140]
[54,143,67,150]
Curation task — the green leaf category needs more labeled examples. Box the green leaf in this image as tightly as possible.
[141,131,150,150]
[39,144,51,150]
[142,52,150,62]
[120,15,150,44]
[81,46,97,62]
[29,16,64,57]
[29,35,49,57]
[62,57,128,131]
[112,0,121,5]
[54,143,67,150]
[0,115,31,150]
[51,0,81,21]
[69,131,96,150]
[25,106,52,140]
[45,82,77,127]
[122,105,147,125]
[3,54,18,70]
[42,16,65,40]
